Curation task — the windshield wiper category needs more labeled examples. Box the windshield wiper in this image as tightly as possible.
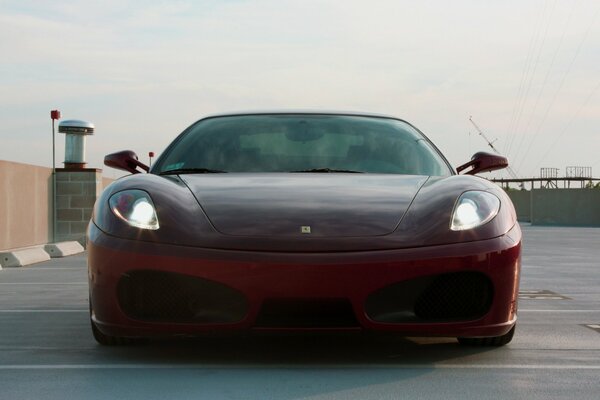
[159,168,227,175]
[291,168,364,173]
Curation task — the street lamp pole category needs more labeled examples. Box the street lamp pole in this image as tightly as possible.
[51,110,61,243]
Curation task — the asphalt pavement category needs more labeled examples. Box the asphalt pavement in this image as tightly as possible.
[0,224,599,399]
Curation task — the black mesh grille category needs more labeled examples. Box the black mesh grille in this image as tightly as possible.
[414,272,493,321]
[256,298,359,328]
[117,270,248,323]
[366,272,493,323]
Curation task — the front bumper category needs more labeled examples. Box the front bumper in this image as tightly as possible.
[88,222,521,339]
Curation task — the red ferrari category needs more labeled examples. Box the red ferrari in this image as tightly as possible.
[89,112,521,346]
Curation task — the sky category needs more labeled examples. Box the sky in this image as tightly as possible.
[1,0,599,179]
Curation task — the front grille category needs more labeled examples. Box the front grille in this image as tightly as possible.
[414,272,493,320]
[256,298,359,328]
[365,272,493,323]
[117,270,248,323]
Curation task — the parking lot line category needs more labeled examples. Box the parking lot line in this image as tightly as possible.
[519,309,600,312]
[0,363,599,370]
[0,282,87,285]
[0,309,87,313]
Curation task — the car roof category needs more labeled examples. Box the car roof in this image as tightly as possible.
[200,110,400,120]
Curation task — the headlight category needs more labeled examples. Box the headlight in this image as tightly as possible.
[109,190,159,230]
[451,191,500,231]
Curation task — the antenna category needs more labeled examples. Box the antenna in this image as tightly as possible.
[469,116,519,179]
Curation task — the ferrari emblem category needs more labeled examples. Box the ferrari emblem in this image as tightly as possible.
[301,226,311,234]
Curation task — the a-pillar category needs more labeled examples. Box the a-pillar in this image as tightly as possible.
[55,168,103,245]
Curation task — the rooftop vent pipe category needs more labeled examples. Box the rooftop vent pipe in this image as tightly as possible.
[58,120,95,169]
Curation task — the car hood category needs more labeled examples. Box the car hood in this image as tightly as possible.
[181,174,429,237]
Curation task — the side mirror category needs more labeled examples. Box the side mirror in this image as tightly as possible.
[456,152,508,175]
[104,150,150,174]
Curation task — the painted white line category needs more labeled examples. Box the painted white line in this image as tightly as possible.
[0,363,599,370]
[0,282,87,285]
[0,310,87,313]
[0,268,82,271]
[0,347,92,350]
[520,309,600,312]
[436,364,600,370]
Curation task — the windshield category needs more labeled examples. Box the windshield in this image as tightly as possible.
[153,114,453,175]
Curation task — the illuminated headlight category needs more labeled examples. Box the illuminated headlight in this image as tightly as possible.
[451,191,500,231]
[109,190,159,230]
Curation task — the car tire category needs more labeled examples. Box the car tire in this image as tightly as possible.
[457,324,515,346]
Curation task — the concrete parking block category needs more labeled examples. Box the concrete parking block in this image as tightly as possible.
[0,246,50,268]
[44,241,85,258]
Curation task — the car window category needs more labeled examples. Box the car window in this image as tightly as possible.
[154,114,453,176]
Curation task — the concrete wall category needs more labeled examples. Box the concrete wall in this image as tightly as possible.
[506,189,600,227]
[506,190,531,222]
[0,160,114,250]
[0,160,52,249]
[531,189,600,226]
[55,169,103,244]
[102,177,114,190]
